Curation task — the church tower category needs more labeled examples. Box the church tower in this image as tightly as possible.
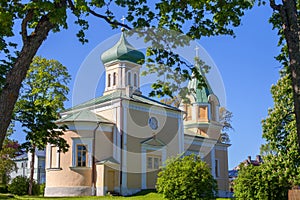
[101,30,145,96]
[180,55,221,140]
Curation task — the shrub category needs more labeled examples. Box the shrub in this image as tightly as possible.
[8,176,29,195]
[156,155,217,200]
[39,183,45,196]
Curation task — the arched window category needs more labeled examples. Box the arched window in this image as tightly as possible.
[108,74,111,87]
[134,73,137,87]
[113,72,117,86]
[185,104,192,121]
[128,72,131,85]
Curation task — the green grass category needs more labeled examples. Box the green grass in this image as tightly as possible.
[0,192,233,200]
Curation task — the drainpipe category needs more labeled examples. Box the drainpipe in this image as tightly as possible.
[119,98,123,195]
[92,122,100,196]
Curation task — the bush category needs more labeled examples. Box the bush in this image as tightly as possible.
[0,184,8,193]
[156,155,217,200]
[39,183,45,196]
[8,176,29,195]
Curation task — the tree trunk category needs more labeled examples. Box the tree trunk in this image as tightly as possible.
[28,149,35,195]
[280,0,300,150]
[0,16,54,150]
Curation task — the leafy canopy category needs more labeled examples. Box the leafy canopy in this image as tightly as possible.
[15,56,71,152]
[234,69,300,200]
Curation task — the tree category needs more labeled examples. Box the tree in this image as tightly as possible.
[0,124,20,187]
[0,0,254,149]
[234,70,300,200]
[266,0,300,151]
[156,154,217,200]
[15,56,71,195]
[219,107,234,144]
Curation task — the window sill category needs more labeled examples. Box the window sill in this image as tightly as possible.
[69,166,91,170]
[46,168,62,171]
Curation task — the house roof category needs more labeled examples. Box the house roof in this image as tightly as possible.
[96,157,119,165]
[56,109,113,124]
[13,149,45,161]
[62,91,181,114]
[100,31,145,65]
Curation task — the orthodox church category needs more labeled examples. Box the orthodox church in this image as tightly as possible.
[44,31,230,197]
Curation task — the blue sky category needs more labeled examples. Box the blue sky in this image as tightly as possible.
[12,4,281,169]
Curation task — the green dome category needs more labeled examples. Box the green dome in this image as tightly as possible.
[101,32,145,65]
[188,67,214,103]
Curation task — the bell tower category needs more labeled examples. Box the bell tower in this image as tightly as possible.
[100,30,144,96]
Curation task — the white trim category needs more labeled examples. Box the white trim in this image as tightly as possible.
[211,146,216,178]
[126,103,181,118]
[47,143,51,169]
[208,104,211,120]
[178,116,184,154]
[141,143,167,189]
[121,103,127,188]
[184,137,217,148]
[215,145,228,151]
[113,126,117,160]
[68,123,113,132]
[192,104,197,121]
[71,138,93,167]
[141,148,147,189]
[56,149,60,168]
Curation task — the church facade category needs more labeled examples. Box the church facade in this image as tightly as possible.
[44,32,230,197]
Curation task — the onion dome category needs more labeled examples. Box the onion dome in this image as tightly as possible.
[188,67,214,103]
[101,31,145,65]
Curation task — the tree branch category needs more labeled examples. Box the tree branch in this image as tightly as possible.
[270,0,281,11]
[21,10,34,43]
[67,0,132,30]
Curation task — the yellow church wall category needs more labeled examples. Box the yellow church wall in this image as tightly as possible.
[95,131,113,162]
[127,172,141,189]
[215,149,229,191]
[46,131,92,187]
[97,108,117,123]
[125,103,181,190]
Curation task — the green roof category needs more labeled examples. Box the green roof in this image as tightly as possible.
[62,91,181,114]
[57,109,113,124]
[101,31,145,65]
[188,66,214,104]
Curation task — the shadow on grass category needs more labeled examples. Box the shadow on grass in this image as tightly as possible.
[0,194,14,199]
[129,190,157,197]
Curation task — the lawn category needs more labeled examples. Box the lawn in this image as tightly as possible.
[0,192,232,200]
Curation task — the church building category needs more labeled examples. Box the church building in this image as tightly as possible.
[44,31,230,197]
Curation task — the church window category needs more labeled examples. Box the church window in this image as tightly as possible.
[113,72,117,86]
[215,159,220,177]
[128,72,131,85]
[108,74,111,87]
[198,106,207,121]
[76,145,87,167]
[147,155,161,169]
[134,73,137,87]
[49,145,60,169]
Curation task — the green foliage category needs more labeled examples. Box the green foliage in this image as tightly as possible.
[15,56,71,153]
[8,176,29,196]
[234,70,300,200]
[7,176,41,196]
[156,154,217,200]
[0,123,20,185]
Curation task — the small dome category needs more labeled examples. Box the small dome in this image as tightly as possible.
[101,32,145,65]
[188,67,214,103]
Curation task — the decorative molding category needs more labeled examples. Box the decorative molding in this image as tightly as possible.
[71,138,93,167]
[126,102,181,118]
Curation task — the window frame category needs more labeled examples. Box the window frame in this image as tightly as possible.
[76,144,88,167]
